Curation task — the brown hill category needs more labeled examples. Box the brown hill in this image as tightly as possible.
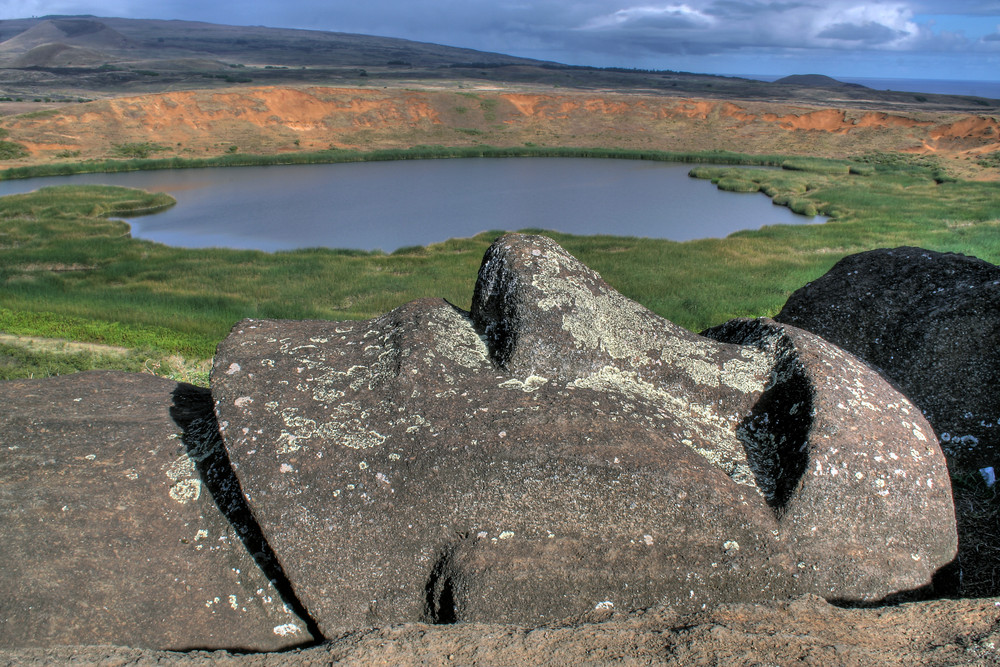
[0,16,994,116]
[2,86,997,166]
[0,17,134,54]
[0,16,540,68]
[9,42,111,68]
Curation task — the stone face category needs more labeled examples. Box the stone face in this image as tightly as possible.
[212,234,956,633]
[775,246,1000,473]
[0,371,313,651]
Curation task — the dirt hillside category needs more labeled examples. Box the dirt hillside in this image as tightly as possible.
[2,86,997,170]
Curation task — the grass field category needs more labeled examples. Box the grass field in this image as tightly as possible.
[0,145,791,181]
[0,149,998,385]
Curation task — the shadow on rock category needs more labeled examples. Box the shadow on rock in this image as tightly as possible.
[169,383,324,643]
[0,371,315,651]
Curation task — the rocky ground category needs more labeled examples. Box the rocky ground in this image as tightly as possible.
[4,595,1000,666]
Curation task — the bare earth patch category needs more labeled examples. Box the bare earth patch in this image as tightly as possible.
[2,86,998,177]
[0,332,131,356]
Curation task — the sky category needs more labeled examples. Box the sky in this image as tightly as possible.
[4,0,1000,83]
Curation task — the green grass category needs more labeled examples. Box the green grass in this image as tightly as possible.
[0,146,790,181]
[0,339,209,385]
[0,154,998,386]
[0,341,145,380]
[0,127,28,160]
[111,142,169,159]
[0,141,28,160]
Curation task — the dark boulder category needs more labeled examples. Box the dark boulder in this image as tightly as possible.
[776,246,1000,473]
[775,246,1000,596]
[0,371,314,650]
[211,233,956,634]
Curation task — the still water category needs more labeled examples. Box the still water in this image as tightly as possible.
[0,159,823,252]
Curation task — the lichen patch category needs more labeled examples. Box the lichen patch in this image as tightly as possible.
[500,375,549,392]
[569,365,759,492]
[428,305,491,370]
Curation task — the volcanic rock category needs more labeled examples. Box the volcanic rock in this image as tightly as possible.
[775,246,1000,473]
[0,371,313,650]
[211,233,956,634]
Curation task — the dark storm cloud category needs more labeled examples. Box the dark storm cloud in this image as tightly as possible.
[816,21,910,44]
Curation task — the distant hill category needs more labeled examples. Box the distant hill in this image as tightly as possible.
[774,74,868,89]
[0,16,993,113]
[0,15,545,68]
[0,17,134,55]
[9,42,111,68]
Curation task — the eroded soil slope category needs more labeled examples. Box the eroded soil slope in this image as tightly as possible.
[3,86,998,168]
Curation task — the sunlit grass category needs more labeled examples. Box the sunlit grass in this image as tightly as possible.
[0,155,998,385]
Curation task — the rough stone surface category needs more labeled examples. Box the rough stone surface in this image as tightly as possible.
[775,246,1000,472]
[703,317,957,599]
[3,594,998,666]
[211,233,956,634]
[774,246,1000,598]
[0,371,314,651]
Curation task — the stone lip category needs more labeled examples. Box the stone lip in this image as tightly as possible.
[0,371,315,651]
[776,246,1000,473]
[211,233,956,634]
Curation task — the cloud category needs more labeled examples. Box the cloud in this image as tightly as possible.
[910,0,1000,15]
[563,1,945,60]
[810,3,920,48]
[816,21,909,44]
[582,4,716,31]
[4,0,999,77]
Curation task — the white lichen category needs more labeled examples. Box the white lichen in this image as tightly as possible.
[499,375,549,392]
[169,478,202,504]
[428,306,491,370]
[569,365,760,491]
